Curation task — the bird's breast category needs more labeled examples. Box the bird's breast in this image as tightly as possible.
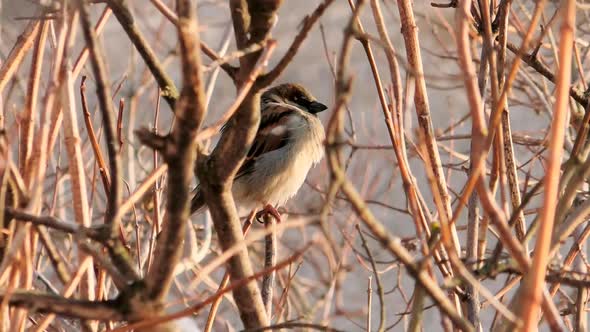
[288,114,325,164]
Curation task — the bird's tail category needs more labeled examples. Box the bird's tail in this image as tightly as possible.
[190,187,206,214]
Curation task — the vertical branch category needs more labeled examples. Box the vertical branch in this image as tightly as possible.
[261,215,277,318]
[59,51,97,327]
[366,275,372,332]
[496,0,529,253]
[80,76,111,195]
[395,0,460,252]
[408,283,426,332]
[243,0,281,74]
[465,168,480,326]
[149,90,162,273]
[196,0,283,329]
[465,41,484,322]
[361,1,454,298]
[20,21,48,176]
[23,13,75,302]
[454,1,562,328]
[144,0,207,303]
[204,218,254,332]
[517,0,576,329]
[454,0,488,196]
[77,0,121,229]
[455,2,488,327]
[369,0,443,286]
[72,6,112,80]
[229,0,250,56]
[573,226,588,332]
[450,0,549,234]
[357,224,385,332]
[77,0,138,284]
[464,0,489,327]
[369,0,402,110]
[15,21,49,330]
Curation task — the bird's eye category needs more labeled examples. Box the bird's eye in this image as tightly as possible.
[294,94,308,103]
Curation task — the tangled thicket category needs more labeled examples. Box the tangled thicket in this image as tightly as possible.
[0,0,589,331]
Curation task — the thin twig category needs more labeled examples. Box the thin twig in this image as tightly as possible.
[356,224,385,332]
[106,0,179,109]
[80,76,111,195]
[261,215,277,318]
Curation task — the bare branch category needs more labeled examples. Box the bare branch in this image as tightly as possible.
[505,42,588,109]
[516,1,577,328]
[0,21,41,93]
[4,291,122,321]
[144,0,207,303]
[77,0,138,284]
[109,243,309,332]
[4,208,102,240]
[196,1,284,329]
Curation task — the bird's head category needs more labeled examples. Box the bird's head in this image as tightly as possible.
[262,83,328,114]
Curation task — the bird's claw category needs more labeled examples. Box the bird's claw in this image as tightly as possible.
[255,204,282,224]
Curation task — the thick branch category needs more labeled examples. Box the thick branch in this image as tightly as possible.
[230,0,250,54]
[108,245,308,332]
[194,1,284,329]
[145,0,207,303]
[4,291,121,321]
[241,0,283,77]
[197,93,267,328]
[135,128,167,151]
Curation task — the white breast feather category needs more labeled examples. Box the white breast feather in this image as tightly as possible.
[232,111,325,211]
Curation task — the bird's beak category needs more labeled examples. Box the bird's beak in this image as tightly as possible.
[309,101,328,114]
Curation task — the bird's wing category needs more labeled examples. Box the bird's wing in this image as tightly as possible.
[236,105,296,179]
[190,185,206,214]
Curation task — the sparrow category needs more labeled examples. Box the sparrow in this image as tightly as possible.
[190,83,327,222]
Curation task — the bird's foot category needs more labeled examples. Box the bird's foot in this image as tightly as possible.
[255,204,282,223]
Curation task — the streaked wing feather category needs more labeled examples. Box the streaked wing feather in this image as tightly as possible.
[236,105,295,179]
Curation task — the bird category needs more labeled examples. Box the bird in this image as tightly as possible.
[190,83,327,222]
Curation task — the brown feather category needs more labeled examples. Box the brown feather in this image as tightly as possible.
[236,105,295,179]
[190,83,324,215]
